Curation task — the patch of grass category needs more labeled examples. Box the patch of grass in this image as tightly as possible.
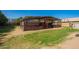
[2,27,79,49]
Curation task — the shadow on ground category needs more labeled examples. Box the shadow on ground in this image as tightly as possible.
[0,25,15,33]
[0,25,15,48]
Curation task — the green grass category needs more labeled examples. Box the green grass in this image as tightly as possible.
[1,27,79,49]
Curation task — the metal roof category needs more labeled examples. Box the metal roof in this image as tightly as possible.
[22,16,61,21]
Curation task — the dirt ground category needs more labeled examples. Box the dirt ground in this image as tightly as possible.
[1,26,62,43]
[1,26,79,49]
[13,27,79,49]
[5,27,62,38]
[57,32,79,49]
[42,32,79,49]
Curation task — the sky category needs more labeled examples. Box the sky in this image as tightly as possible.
[1,10,79,19]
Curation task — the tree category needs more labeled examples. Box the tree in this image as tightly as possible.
[15,17,22,25]
[0,11,8,26]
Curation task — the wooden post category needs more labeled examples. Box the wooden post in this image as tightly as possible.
[43,18,48,28]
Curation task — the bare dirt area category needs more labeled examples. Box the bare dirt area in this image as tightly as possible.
[6,27,62,38]
[41,32,79,49]
[0,26,62,43]
[57,32,79,49]
[2,26,79,49]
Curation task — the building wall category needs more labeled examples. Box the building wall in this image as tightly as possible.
[21,18,61,31]
[71,22,79,29]
[61,22,70,27]
[23,20,44,31]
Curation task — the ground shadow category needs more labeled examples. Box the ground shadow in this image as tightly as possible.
[0,25,15,45]
[0,25,15,33]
